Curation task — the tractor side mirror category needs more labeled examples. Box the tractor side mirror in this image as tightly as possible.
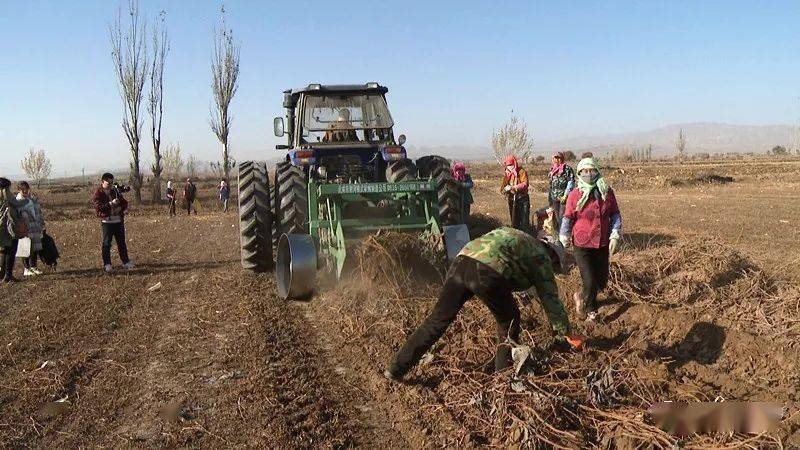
[273,117,285,137]
[398,134,406,146]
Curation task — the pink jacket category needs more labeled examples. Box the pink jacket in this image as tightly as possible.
[562,188,620,248]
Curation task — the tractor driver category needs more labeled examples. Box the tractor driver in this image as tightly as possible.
[323,109,359,143]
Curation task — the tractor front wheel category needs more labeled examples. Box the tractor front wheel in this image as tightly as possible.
[436,170,463,226]
[238,161,273,272]
[416,155,451,180]
[386,158,418,182]
[271,161,292,246]
[275,162,309,238]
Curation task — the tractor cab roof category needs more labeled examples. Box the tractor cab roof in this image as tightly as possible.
[283,83,388,106]
[287,82,388,95]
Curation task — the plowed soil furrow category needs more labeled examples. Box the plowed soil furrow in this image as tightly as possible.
[0,213,420,448]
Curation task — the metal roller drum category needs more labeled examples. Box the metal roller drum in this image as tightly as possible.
[276,234,317,300]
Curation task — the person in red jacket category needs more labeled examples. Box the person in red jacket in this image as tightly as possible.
[499,155,530,232]
[92,173,134,273]
[559,158,621,321]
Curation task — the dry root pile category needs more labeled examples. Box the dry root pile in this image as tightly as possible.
[609,237,800,338]
[320,233,795,448]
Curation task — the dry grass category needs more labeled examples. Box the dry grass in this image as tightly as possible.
[316,232,799,448]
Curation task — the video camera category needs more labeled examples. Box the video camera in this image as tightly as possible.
[112,182,131,194]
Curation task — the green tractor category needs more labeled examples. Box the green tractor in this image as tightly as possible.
[238,82,469,299]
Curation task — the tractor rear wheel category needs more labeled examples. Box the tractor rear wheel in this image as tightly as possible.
[386,158,418,182]
[275,162,309,237]
[435,170,463,226]
[238,161,273,271]
[416,155,450,180]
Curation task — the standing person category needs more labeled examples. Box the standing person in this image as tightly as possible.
[559,158,622,321]
[165,180,176,217]
[499,155,530,232]
[219,180,230,213]
[92,173,134,273]
[0,177,28,283]
[547,151,575,230]
[183,178,197,215]
[385,226,585,381]
[16,181,46,276]
[452,162,473,222]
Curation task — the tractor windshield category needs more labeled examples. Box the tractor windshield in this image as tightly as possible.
[301,94,394,144]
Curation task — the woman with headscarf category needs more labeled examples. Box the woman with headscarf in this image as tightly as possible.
[0,177,29,283]
[499,155,530,232]
[16,181,46,276]
[166,180,176,217]
[219,180,230,213]
[559,158,622,321]
[452,162,474,222]
[547,151,575,229]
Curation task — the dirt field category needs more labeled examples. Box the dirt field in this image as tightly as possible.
[1,158,799,448]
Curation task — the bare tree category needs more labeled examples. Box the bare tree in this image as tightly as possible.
[162,142,184,180]
[163,143,183,180]
[20,148,52,188]
[491,111,534,164]
[110,0,148,204]
[148,10,169,202]
[676,128,687,162]
[186,154,198,179]
[209,6,240,181]
[210,158,237,179]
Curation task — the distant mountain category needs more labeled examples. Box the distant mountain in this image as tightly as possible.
[538,122,796,156]
[409,123,797,161]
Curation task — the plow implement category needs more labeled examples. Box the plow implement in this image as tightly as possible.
[276,179,468,300]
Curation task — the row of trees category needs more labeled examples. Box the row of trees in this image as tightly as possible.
[110,0,239,204]
[768,145,800,156]
[17,143,219,188]
[606,145,654,162]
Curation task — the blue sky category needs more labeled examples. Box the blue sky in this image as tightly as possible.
[1,0,799,175]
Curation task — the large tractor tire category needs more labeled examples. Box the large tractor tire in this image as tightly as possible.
[386,158,418,182]
[238,161,273,272]
[271,161,292,246]
[416,155,450,180]
[274,162,309,238]
[435,170,463,226]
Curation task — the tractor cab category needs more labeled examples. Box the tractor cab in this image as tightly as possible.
[273,83,405,183]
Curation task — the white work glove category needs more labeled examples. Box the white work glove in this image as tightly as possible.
[559,234,572,249]
[503,185,512,193]
[609,230,621,255]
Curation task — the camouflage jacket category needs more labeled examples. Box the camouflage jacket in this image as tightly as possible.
[458,227,570,334]
[548,165,575,202]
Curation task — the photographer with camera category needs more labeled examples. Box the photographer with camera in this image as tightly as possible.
[92,173,134,273]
